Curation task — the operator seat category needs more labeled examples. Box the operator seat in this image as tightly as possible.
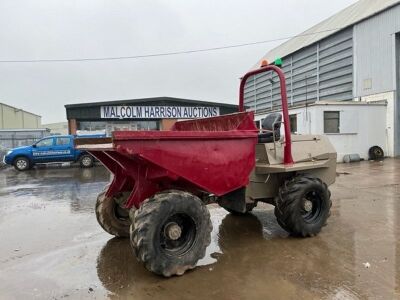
[258,113,282,143]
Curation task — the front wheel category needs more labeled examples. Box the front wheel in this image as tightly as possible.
[274,175,331,237]
[13,157,31,171]
[79,154,94,168]
[131,191,212,277]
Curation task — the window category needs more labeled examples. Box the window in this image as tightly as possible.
[78,121,160,134]
[56,137,71,146]
[78,121,107,131]
[35,138,53,147]
[255,120,261,129]
[289,114,297,133]
[324,111,340,133]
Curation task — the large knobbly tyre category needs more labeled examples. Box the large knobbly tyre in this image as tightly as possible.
[96,190,131,238]
[275,175,331,237]
[131,190,212,277]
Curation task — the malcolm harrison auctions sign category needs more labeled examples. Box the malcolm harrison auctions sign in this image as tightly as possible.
[100,105,220,119]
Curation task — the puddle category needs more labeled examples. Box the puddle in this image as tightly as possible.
[1,161,400,299]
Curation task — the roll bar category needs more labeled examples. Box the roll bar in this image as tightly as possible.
[239,64,294,165]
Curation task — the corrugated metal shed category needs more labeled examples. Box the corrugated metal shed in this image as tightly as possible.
[354,3,400,96]
[245,28,354,111]
[257,0,400,65]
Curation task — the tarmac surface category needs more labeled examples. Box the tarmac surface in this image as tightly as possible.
[0,160,399,299]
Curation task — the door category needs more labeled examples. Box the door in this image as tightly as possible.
[53,137,74,161]
[32,137,56,162]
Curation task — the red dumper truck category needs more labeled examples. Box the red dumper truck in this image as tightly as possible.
[76,62,337,277]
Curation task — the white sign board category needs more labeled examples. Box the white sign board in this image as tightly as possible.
[100,106,220,119]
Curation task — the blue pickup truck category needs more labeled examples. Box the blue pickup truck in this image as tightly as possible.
[3,135,102,171]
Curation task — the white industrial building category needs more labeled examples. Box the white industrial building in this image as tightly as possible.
[254,101,387,161]
[245,0,400,161]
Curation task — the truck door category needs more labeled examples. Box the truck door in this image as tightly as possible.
[53,137,74,161]
[32,137,57,162]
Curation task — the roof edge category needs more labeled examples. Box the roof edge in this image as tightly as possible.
[0,102,42,118]
[65,96,238,109]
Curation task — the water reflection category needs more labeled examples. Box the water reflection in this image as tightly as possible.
[95,208,365,299]
[0,166,111,213]
[0,160,399,298]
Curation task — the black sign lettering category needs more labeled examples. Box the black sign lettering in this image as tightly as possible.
[101,106,220,119]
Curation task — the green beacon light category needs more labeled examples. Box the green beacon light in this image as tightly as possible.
[274,57,283,67]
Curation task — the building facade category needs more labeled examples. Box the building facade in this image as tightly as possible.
[0,102,41,129]
[65,97,238,136]
[245,0,400,156]
[254,101,387,161]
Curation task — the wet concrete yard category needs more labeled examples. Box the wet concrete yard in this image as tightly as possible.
[0,160,400,299]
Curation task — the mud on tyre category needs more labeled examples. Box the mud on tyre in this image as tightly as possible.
[130,190,212,277]
[96,189,131,238]
[274,175,331,237]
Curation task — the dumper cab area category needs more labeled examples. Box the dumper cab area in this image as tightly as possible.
[257,112,282,143]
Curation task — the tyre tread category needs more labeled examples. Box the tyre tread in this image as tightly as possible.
[95,187,131,238]
[131,190,212,277]
[274,175,331,237]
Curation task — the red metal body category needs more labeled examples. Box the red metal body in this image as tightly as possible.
[239,65,294,165]
[87,112,258,209]
[84,64,294,208]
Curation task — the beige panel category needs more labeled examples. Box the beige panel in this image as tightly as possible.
[248,134,337,201]
[22,112,41,128]
[0,103,41,129]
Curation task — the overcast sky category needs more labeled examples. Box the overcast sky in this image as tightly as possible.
[0,0,357,123]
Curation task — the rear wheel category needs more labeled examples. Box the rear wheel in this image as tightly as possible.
[13,157,30,171]
[79,154,94,168]
[274,175,331,237]
[131,190,212,277]
[96,189,131,237]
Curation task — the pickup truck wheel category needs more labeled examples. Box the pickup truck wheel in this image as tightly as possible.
[79,154,94,168]
[96,190,131,238]
[13,157,30,171]
[274,175,331,237]
[131,191,212,277]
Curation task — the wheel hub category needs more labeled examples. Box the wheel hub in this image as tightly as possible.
[303,199,313,212]
[17,160,27,169]
[164,222,182,240]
